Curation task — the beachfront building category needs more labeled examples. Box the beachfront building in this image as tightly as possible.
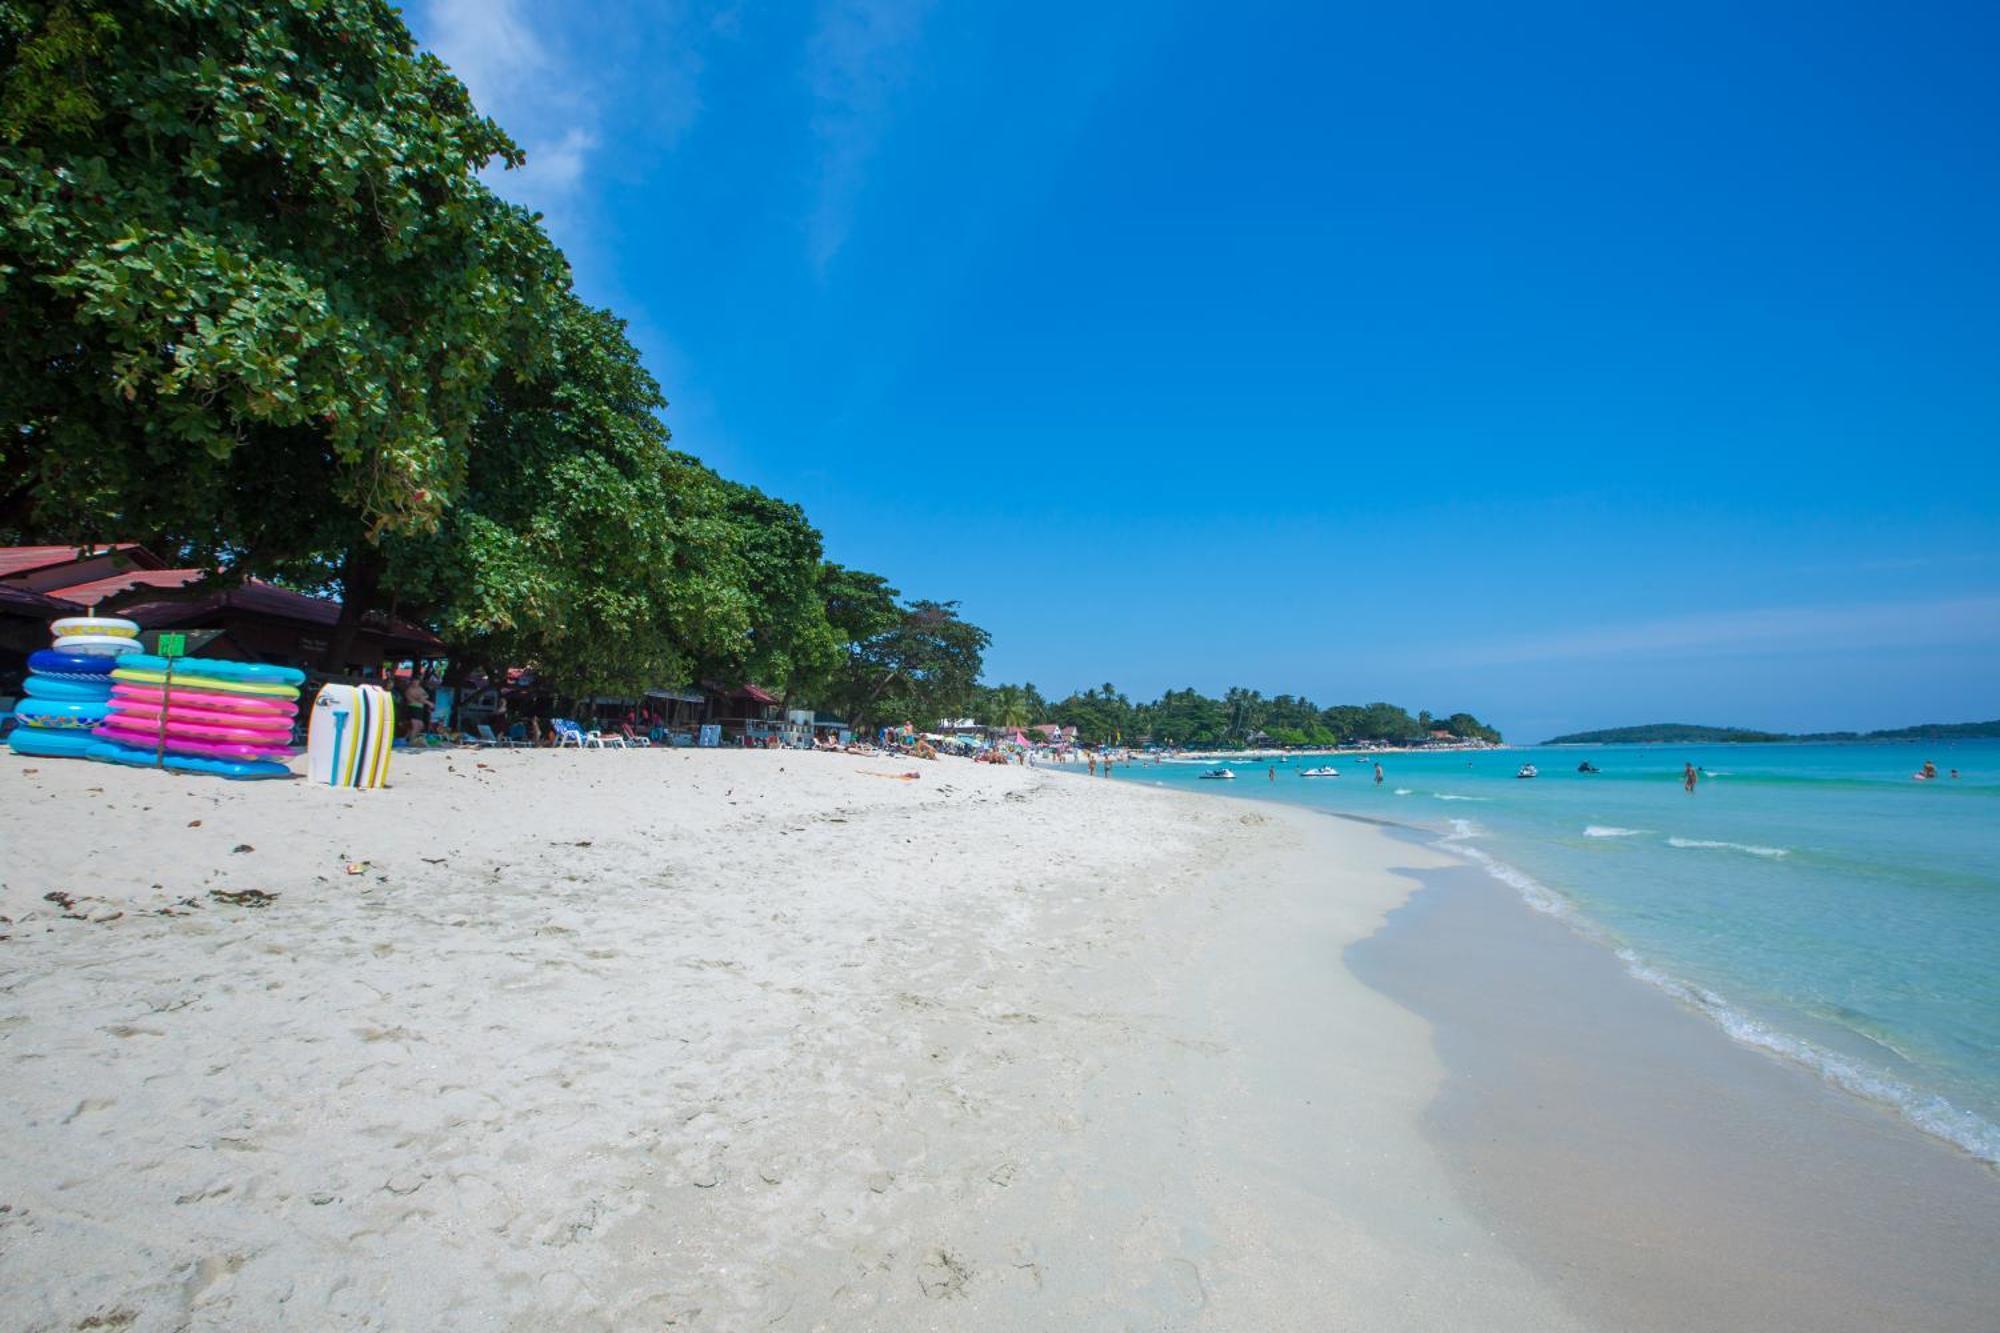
[645,688,709,736]
[111,579,444,676]
[0,543,443,677]
[706,682,787,744]
[0,582,79,689]
[0,543,189,602]
[1,544,188,686]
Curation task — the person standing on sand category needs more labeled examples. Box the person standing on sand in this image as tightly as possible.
[401,674,430,745]
[1088,754,1097,777]
[1684,762,1699,794]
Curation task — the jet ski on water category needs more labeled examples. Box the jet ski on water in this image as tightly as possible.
[1516,763,1539,779]
[1200,767,1236,780]
[1577,761,1600,774]
[1300,766,1339,777]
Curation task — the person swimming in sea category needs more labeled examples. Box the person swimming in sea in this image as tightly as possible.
[1373,763,1384,786]
[1683,762,1699,794]
[1919,760,1939,781]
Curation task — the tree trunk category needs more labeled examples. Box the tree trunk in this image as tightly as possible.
[320,541,383,674]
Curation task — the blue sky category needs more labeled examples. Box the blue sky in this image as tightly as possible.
[404,0,1999,739]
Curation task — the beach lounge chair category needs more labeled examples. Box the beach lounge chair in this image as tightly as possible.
[618,724,652,748]
[467,723,507,748]
[553,719,600,748]
[593,727,627,749]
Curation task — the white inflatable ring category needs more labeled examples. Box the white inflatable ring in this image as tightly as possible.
[53,634,143,656]
[51,616,140,639]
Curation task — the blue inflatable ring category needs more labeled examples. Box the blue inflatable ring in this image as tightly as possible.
[14,698,112,729]
[23,676,114,702]
[117,654,306,686]
[9,728,99,758]
[27,649,117,676]
[86,739,292,780]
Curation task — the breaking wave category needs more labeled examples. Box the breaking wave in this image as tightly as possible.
[1614,952,2000,1166]
[1667,836,1789,859]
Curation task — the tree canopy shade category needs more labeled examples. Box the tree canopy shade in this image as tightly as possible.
[0,0,554,564]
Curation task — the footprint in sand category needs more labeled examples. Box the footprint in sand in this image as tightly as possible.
[917,1248,973,1299]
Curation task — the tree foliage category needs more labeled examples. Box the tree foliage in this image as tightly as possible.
[832,599,990,731]
[0,0,552,563]
[377,294,745,696]
[969,682,1501,748]
[697,482,840,700]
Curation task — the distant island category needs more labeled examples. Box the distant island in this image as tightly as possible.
[1543,720,2000,745]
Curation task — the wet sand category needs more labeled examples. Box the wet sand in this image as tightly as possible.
[1349,859,2000,1333]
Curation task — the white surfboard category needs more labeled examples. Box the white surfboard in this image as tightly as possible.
[306,684,395,788]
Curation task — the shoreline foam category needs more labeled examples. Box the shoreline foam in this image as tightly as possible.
[1430,820,1998,1165]
[1350,862,2000,1332]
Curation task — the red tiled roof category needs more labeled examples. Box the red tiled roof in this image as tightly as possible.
[732,684,780,705]
[0,543,147,580]
[46,567,206,605]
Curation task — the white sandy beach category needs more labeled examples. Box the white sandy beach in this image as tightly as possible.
[0,747,1588,1330]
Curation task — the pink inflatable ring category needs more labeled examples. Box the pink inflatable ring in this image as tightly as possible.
[111,683,298,717]
[93,723,292,762]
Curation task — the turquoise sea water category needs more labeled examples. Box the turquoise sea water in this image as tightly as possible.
[1105,741,2000,1164]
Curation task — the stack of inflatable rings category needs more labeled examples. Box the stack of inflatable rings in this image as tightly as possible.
[8,638,126,759]
[90,653,306,780]
[49,614,145,660]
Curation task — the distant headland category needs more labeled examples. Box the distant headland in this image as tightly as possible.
[1542,720,2000,746]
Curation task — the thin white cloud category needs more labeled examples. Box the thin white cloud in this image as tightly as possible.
[805,0,933,272]
[424,0,547,108]
[1462,596,2000,666]
[415,1,716,239]
[419,0,595,222]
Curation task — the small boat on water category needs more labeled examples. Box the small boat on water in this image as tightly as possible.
[1516,763,1539,779]
[1577,761,1600,774]
[1200,767,1236,781]
[1300,766,1339,778]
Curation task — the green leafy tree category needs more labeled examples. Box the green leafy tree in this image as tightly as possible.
[819,563,902,646]
[1051,683,1136,746]
[379,294,744,696]
[1442,711,1502,743]
[696,481,841,699]
[0,0,553,622]
[837,599,990,730]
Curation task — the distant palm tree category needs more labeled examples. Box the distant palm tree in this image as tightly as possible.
[991,685,1030,729]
